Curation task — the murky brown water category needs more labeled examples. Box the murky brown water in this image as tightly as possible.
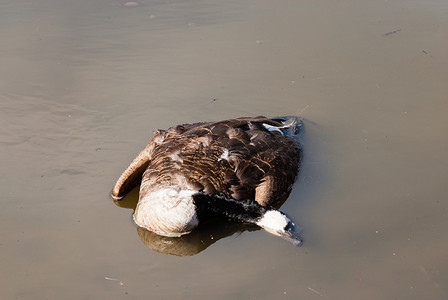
[1,0,448,299]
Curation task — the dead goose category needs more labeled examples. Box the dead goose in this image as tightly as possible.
[111,116,303,246]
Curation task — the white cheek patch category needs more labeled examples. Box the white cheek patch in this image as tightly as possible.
[256,210,290,235]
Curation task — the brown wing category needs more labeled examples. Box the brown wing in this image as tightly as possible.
[224,124,300,205]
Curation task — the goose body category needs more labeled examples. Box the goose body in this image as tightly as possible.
[112,116,303,246]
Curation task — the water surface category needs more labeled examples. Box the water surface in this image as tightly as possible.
[1,0,447,299]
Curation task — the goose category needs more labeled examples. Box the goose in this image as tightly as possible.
[111,116,303,246]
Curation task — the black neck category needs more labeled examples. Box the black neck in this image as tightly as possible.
[192,192,268,224]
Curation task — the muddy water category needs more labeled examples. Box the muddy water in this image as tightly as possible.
[1,0,447,299]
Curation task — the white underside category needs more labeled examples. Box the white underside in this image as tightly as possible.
[133,187,199,237]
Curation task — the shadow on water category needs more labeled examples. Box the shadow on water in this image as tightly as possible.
[113,186,293,256]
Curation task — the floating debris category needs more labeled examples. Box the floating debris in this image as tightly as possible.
[384,29,401,36]
[105,277,125,286]
[105,277,118,281]
[307,287,322,296]
[120,1,139,6]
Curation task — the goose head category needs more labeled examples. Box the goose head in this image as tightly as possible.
[256,210,303,246]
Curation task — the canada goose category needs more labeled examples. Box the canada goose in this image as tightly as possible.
[112,116,303,246]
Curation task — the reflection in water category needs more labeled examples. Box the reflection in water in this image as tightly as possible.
[137,220,258,256]
[114,187,290,256]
